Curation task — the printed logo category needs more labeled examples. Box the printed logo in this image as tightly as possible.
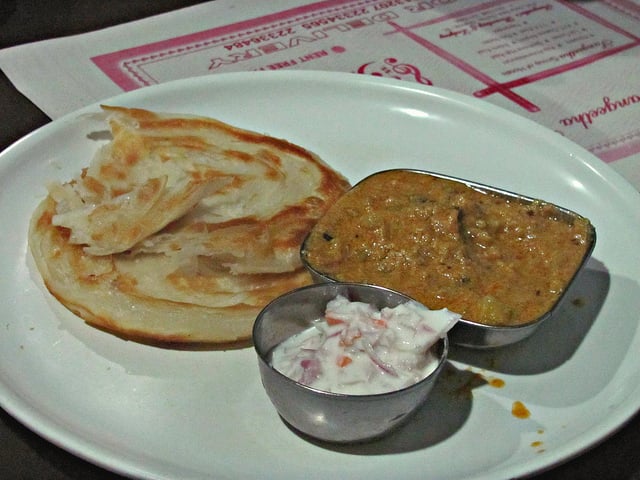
[356,57,433,85]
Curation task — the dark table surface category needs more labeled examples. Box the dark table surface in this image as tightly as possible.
[1,1,639,479]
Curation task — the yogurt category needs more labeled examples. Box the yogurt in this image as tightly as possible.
[270,295,460,395]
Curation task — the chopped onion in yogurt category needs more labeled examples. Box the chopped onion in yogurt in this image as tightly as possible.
[270,295,460,395]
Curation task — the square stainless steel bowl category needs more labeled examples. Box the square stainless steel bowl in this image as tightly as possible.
[300,169,596,348]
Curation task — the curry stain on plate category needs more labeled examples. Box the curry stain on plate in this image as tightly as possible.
[572,296,586,308]
[512,400,531,419]
[531,428,545,452]
[488,377,505,388]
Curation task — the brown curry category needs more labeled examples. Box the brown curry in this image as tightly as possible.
[302,170,594,326]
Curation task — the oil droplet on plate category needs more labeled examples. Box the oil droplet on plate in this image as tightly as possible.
[512,400,530,419]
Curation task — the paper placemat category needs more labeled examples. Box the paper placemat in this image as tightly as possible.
[1,0,639,187]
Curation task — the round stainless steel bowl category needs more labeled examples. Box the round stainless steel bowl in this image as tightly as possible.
[252,282,448,443]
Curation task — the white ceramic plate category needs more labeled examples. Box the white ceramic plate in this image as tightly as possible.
[1,71,639,480]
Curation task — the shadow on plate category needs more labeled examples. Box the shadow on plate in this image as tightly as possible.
[286,361,485,455]
[449,257,610,375]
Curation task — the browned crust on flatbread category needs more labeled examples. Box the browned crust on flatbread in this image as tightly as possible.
[29,107,350,347]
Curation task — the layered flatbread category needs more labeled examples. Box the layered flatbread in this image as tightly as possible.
[29,106,350,346]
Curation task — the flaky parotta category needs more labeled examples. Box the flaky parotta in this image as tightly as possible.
[29,106,350,346]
